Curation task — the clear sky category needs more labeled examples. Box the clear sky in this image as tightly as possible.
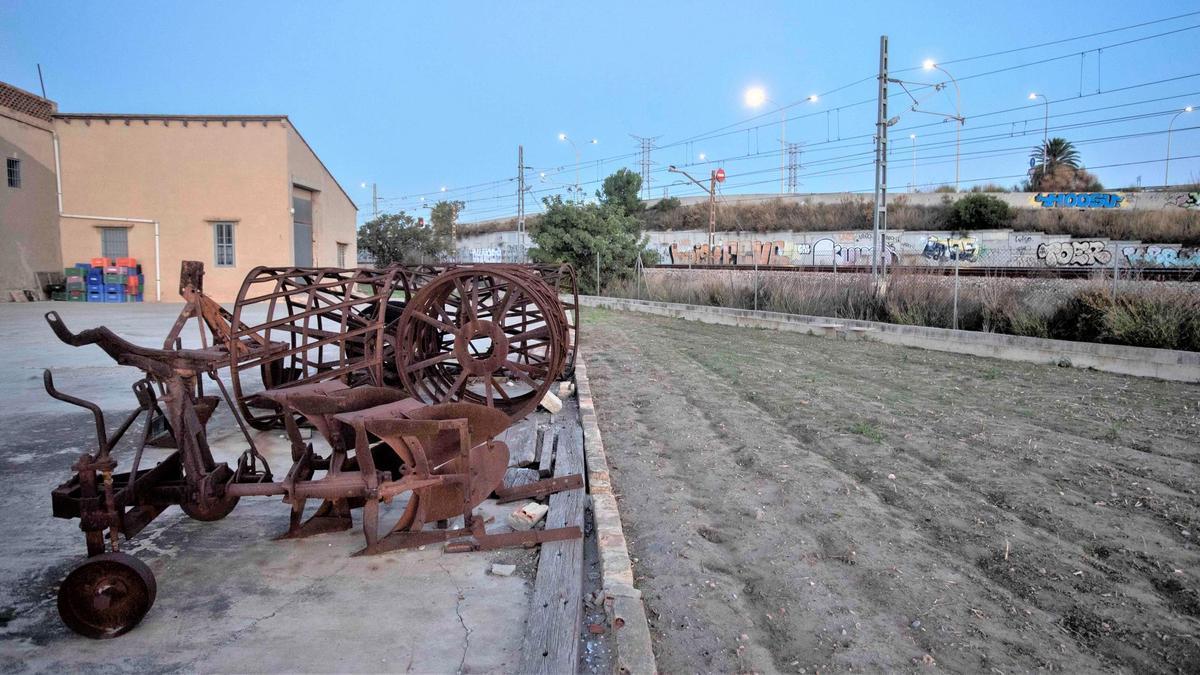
[3,1,1199,224]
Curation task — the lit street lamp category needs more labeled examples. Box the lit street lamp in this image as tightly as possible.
[1028,92,1049,149]
[558,133,597,201]
[745,87,816,193]
[924,59,963,190]
[1165,105,1194,187]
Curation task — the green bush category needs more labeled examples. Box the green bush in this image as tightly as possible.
[948,193,1011,231]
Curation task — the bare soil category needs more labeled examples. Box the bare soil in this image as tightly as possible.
[581,307,1199,673]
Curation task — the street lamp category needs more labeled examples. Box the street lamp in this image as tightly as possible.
[745,86,787,193]
[909,133,917,192]
[924,60,963,190]
[1165,105,1194,187]
[1028,92,1049,150]
[558,133,597,200]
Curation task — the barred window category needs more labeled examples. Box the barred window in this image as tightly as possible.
[6,158,20,188]
[100,227,128,258]
[337,242,348,268]
[214,222,235,267]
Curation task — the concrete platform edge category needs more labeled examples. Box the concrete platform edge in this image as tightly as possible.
[581,296,1200,383]
[575,355,657,675]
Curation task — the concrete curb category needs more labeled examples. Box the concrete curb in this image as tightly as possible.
[575,354,657,675]
[580,296,1200,383]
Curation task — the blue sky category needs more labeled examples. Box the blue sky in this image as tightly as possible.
[3,1,1199,223]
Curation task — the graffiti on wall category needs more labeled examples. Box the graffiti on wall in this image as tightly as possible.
[1121,245,1200,267]
[922,236,980,262]
[1036,240,1113,266]
[1167,192,1199,209]
[667,239,896,266]
[1033,192,1126,209]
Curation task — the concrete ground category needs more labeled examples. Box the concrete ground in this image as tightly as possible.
[0,302,536,673]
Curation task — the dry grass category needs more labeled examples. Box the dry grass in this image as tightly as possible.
[461,197,1200,246]
[639,198,1200,245]
[606,270,1200,351]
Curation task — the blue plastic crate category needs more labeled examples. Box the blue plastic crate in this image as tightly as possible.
[87,291,103,303]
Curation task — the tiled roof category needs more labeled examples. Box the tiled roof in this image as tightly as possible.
[0,81,56,121]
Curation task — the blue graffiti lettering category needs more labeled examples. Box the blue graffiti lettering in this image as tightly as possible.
[1034,192,1125,209]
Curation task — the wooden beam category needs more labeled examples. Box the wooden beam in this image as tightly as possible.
[519,398,586,674]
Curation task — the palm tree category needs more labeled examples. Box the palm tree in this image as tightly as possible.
[1029,137,1080,190]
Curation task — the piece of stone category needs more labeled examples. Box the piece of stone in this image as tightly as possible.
[508,502,549,531]
[558,381,576,399]
[490,563,517,577]
[540,391,563,414]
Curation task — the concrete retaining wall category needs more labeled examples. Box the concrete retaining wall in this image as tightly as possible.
[580,295,1200,383]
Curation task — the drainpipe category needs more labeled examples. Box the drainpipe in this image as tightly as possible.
[53,132,63,213]
[59,214,161,302]
[55,133,162,301]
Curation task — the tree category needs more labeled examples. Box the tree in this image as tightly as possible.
[948,193,1011,230]
[429,200,465,238]
[1028,137,1095,191]
[357,212,453,266]
[597,168,644,215]
[530,195,659,294]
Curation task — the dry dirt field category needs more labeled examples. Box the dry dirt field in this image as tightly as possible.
[581,307,1199,673]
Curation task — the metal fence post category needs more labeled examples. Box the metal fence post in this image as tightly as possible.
[1111,243,1119,303]
[753,255,759,312]
[953,252,960,330]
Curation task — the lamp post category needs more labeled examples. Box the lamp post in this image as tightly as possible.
[1165,105,1194,187]
[924,60,963,190]
[744,88,816,194]
[1028,92,1049,149]
[909,133,917,192]
[558,133,597,201]
[669,165,724,250]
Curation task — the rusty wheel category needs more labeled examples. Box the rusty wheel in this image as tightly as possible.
[180,493,240,521]
[395,267,568,420]
[57,552,157,639]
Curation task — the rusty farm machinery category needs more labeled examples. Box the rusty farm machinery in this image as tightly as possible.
[43,261,582,638]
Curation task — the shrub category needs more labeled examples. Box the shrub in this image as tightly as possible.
[949,194,1011,231]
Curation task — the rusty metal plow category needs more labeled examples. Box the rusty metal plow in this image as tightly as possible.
[41,262,583,639]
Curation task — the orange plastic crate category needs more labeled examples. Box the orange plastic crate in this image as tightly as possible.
[91,257,112,269]
[116,257,137,268]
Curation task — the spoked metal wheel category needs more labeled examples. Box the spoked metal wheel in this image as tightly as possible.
[395,267,569,420]
[57,552,157,639]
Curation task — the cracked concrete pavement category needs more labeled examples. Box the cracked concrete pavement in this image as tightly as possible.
[0,303,536,673]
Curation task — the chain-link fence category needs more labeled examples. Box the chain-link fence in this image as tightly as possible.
[610,244,1200,350]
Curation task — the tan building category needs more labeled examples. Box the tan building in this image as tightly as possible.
[56,113,357,302]
[0,82,61,297]
[0,78,357,303]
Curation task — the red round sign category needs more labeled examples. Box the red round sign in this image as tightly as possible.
[715,168,726,183]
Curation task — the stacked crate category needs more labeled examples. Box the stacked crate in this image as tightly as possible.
[69,257,144,303]
[64,263,88,302]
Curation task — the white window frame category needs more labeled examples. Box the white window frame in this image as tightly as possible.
[213,222,235,267]
[337,242,348,268]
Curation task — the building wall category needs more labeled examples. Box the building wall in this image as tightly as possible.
[0,84,61,297]
[55,116,354,302]
[285,126,357,268]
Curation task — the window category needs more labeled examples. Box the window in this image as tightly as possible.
[6,158,20,188]
[100,227,128,258]
[214,222,235,267]
[337,242,348,268]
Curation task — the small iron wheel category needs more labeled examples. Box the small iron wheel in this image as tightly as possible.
[178,492,240,523]
[180,493,240,521]
[57,551,157,639]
